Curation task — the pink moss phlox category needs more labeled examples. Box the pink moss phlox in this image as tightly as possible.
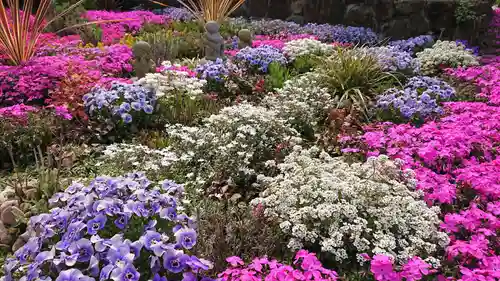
[0,104,38,117]
[218,250,338,281]
[83,10,169,44]
[369,255,432,281]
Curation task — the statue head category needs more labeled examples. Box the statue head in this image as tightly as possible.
[205,21,220,34]
[132,41,152,58]
[238,29,252,42]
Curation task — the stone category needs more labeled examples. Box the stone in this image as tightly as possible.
[23,188,38,200]
[237,29,253,49]
[0,221,12,245]
[344,4,377,29]
[1,206,17,225]
[203,21,224,61]
[0,200,18,215]
[132,41,156,79]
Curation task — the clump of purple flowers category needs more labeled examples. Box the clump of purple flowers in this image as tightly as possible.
[195,58,229,83]
[234,45,287,73]
[376,76,456,122]
[364,46,420,73]
[83,82,157,126]
[2,172,213,281]
[158,7,194,21]
[302,24,379,45]
[455,39,480,56]
[388,35,435,53]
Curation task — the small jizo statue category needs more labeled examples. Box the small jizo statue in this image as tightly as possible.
[132,41,156,79]
[203,21,224,61]
[237,29,252,49]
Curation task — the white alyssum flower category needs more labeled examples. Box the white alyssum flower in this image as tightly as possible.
[263,72,337,134]
[99,143,179,173]
[138,61,206,98]
[252,146,449,265]
[283,38,335,60]
[416,40,479,75]
[166,102,301,190]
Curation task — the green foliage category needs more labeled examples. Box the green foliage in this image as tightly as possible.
[455,0,479,25]
[46,0,87,34]
[316,48,399,118]
[190,198,290,273]
[156,93,221,125]
[265,62,292,90]
[137,30,181,65]
[77,24,103,46]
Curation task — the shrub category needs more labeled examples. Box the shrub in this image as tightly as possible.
[315,48,398,116]
[252,146,449,267]
[262,72,336,138]
[375,76,456,123]
[1,173,213,281]
[166,103,301,198]
[416,40,479,75]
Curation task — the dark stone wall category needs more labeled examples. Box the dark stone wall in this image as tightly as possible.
[242,0,495,46]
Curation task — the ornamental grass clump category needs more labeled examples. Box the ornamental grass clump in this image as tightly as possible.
[252,146,449,266]
[375,76,456,123]
[166,103,301,198]
[1,172,213,281]
[315,48,399,117]
[416,40,479,75]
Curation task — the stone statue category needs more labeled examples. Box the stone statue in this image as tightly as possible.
[203,21,224,61]
[132,41,156,79]
[237,29,253,49]
[286,0,305,24]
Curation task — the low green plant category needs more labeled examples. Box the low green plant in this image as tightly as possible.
[455,0,479,25]
[137,30,181,65]
[77,23,103,46]
[316,48,399,118]
[265,62,292,90]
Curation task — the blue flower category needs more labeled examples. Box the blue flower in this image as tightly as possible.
[15,238,40,264]
[114,215,129,229]
[143,104,154,114]
[121,113,133,124]
[110,263,140,281]
[68,238,94,263]
[55,269,94,281]
[131,102,142,111]
[163,250,189,273]
[87,215,107,235]
[175,228,197,249]
[159,207,177,221]
[120,103,131,112]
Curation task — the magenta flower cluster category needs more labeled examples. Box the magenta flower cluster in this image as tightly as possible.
[368,255,433,281]
[218,250,338,281]
[83,10,169,44]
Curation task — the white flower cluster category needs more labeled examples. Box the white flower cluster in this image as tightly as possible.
[166,102,301,189]
[263,72,337,134]
[98,143,178,173]
[138,61,206,98]
[252,146,449,264]
[416,40,479,75]
[283,38,335,60]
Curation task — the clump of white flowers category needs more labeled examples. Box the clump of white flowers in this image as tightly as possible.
[252,146,449,264]
[98,143,179,175]
[416,40,479,75]
[283,38,335,60]
[263,72,337,135]
[138,61,206,98]
[167,103,301,191]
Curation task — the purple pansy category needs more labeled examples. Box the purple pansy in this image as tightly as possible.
[87,215,107,235]
[163,250,189,273]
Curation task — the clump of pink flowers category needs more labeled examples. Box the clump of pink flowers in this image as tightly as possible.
[368,255,433,281]
[83,10,169,44]
[218,250,338,281]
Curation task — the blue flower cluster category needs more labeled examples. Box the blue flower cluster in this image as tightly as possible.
[388,35,435,53]
[195,58,229,82]
[2,173,213,281]
[365,46,420,73]
[235,45,287,73]
[302,24,379,45]
[455,39,480,56]
[157,7,194,21]
[83,82,156,125]
[376,76,456,120]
